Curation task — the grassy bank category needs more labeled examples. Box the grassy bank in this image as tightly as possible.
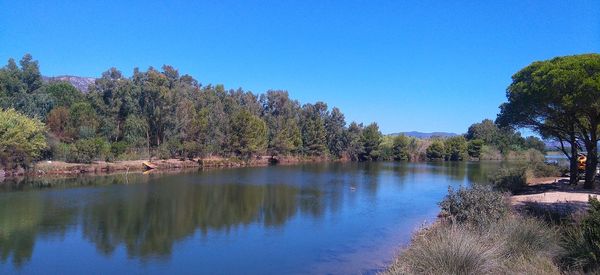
[384,163,600,274]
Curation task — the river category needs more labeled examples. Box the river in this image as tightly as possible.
[0,161,505,274]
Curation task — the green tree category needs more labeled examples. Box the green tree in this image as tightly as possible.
[69,102,99,139]
[124,115,150,149]
[0,109,47,168]
[467,139,484,158]
[261,91,302,156]
[45,82,83,107]
[426,140,445,160]
[300,103,328,156]
[325,107,347,158]
[497,54,600,187]
[465,119,499,144]
[444,136,468,161]
[230,110,268,158]
[392,134,410,161]
[346,122,364,161]
[360,123,382,161]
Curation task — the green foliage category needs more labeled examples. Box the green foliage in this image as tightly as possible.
[325,107,347,157]
[45,82,83,107]
[0,54,357,163]
[392,134,410,161]
[465,119,540,154]
[124,115,149,147]
[230,110,268,158]
[300,103,328,156]
[346,122,364,161]
[489,167,528,193]
[261,91,303,156]
[0,109,47,168]
[67,138,110,163]
[467,139,484,158]
[359,123,382,161]
[110,141,129,157]
[426,140,445,160]
[439,185,509,228]
[69,102,99,139]
[444,136,468,161]
[498,54,600,187]
[562,197,600,272]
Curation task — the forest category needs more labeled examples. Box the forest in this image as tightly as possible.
[0,54,545,169]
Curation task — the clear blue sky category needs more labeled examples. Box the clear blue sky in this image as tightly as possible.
[1,1,598,134]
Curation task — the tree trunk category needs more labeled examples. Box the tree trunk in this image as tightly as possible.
[146,129,151,161]
[569,139,579,185]
[584,141,598,189]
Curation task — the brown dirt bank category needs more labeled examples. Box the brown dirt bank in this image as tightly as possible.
[0,155,335,180]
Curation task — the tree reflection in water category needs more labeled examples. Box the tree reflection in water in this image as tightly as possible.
[0,162,507,267]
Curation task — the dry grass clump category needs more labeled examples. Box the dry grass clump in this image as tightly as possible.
[384,186,563,275]
[385,224,502,274]
[384,216,562,275]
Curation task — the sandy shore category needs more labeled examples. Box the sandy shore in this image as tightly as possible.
[512,176,600,208]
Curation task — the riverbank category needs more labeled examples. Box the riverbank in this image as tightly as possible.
[383,175,600,274]
[0,155,332,180]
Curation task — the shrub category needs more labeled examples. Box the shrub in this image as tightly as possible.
[561,197,600,272]
[489,167,528,193]
[479,145,502,160]
[386,224,502,274]
[67,138,110,163]
[157,139,182,159]
[110,141,128,158]
[50,141,71,161]
[527,161,561,178]
[439,185,509,228]
[0,108,47,168]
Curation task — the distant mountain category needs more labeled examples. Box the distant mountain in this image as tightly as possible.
[43,75,96,93]
[389,131,459,139]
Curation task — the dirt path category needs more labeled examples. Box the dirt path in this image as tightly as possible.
[511,191,600,205]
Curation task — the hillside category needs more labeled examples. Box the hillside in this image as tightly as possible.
[43,75,96,93]
[389,131,459,139]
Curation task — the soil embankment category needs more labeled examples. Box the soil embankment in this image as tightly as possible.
[0,155,332,180]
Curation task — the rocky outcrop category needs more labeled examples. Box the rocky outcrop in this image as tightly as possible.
[43,75,96,93]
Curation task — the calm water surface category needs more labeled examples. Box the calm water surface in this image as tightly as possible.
[0,162,505,274]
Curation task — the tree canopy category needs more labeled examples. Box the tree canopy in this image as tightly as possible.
[0,108,47,168]
[497,54,600,187]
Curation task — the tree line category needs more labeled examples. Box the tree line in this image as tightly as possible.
[0,54,387,168]
[1,54,576,171]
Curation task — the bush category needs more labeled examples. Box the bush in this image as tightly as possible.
[0,108,47,168]
[561,197,600,272]
[110,141,129,158]
[67,138,110,163]
[439,185,509,228]
[157,139,182,159]
[489,167,528,193]
[528,161,561,178]
[479,145,502,160]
